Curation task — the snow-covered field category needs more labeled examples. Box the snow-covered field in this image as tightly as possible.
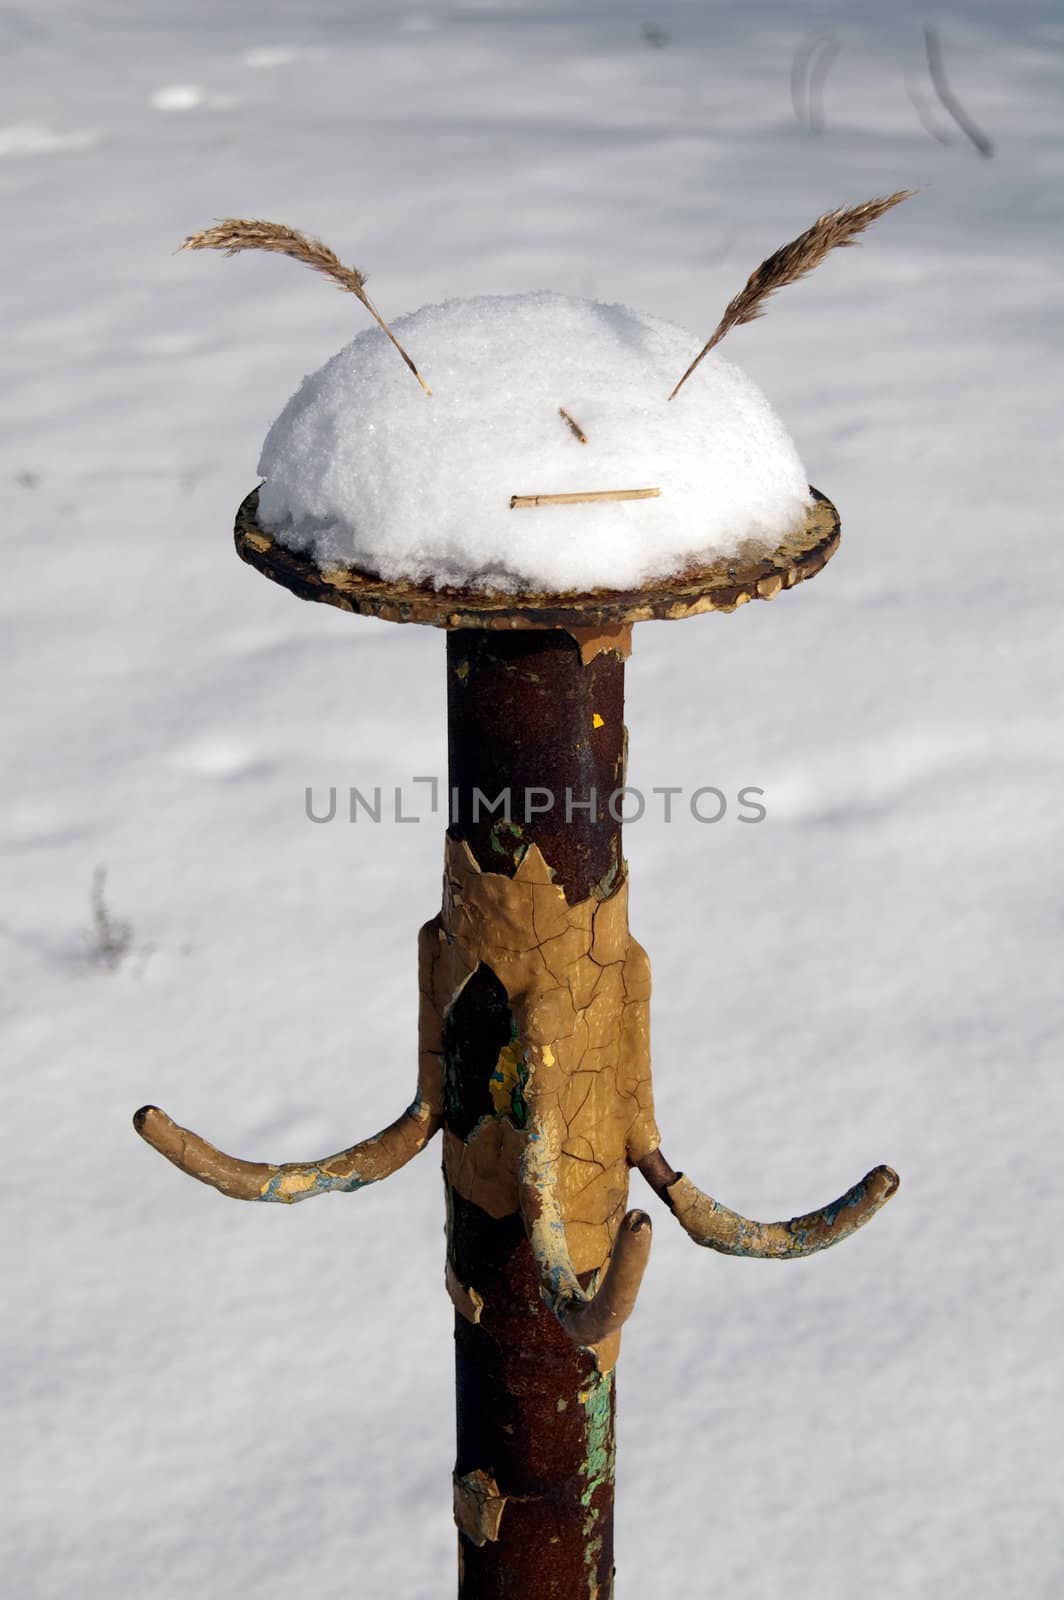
[4,2,1062,1595]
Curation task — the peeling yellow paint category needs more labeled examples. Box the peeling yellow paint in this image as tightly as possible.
[429,837,661,1365]
[592,713,604,729]
[260,1169,319,1199]
[565,623,634,665]
[446,1261,485,1325]
[453,1468,507,1546]
[489,1041,525,1115]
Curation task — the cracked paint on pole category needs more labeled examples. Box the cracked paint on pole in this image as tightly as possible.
[445,628,632,1598]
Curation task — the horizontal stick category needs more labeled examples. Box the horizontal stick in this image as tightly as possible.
[510,488,660,509]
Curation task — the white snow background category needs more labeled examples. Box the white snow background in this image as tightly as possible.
[2,1,1061,1595]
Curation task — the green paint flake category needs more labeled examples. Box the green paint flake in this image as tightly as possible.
[578,1370,615,1596]
[579,1371,615,1508]
[488,818,525,856]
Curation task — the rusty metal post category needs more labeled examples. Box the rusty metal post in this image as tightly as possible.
[133,487,899,1600]
[446,629,626,1595]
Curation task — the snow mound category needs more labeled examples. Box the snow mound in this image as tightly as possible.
[257,292,811,593]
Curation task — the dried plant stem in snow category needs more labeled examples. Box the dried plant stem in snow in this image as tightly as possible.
[90,866,132,972]
[559,407,589,444]
[924,26,993,158]
[668,191,914,402]
[180,218,431,394]
[510,488,660,509]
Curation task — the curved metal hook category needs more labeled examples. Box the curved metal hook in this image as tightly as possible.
[133,1098,440,1203]
[519,1108,651,1347]
[638,1147,898,1258]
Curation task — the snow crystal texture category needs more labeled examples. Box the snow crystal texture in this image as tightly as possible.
[256,292,812,593]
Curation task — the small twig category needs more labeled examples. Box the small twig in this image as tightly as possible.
[667,190,914,402]
[510,488,661,509]
[180,218,431,393]
[558,407,588,444]
[89,866,132,973]
[924,26,993,158]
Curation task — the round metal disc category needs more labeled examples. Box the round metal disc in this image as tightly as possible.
[234,485,840,629]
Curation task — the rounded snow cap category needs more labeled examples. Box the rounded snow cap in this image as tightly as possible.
[257,291,811,595]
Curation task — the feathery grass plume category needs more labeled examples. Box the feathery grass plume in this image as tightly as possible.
[667,190,914,402]
[180,218,431,395]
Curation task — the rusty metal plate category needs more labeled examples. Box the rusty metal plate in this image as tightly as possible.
[234,484,839,629]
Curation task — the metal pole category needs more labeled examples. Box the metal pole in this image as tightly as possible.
[445,627,627,1597]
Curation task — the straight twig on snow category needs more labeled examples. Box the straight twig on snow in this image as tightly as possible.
[558,407,589,444]
[180,218,431,393]
[510,488,660,509]
[90,866,132,973]
[667,190,914,402]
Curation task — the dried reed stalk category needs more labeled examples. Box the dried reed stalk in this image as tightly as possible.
[559,407,589,444]
[90,865,132,973]
[667,190,914,402]
[510,488,660,509]
[924,26,993,158]
[180,218,431,395]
